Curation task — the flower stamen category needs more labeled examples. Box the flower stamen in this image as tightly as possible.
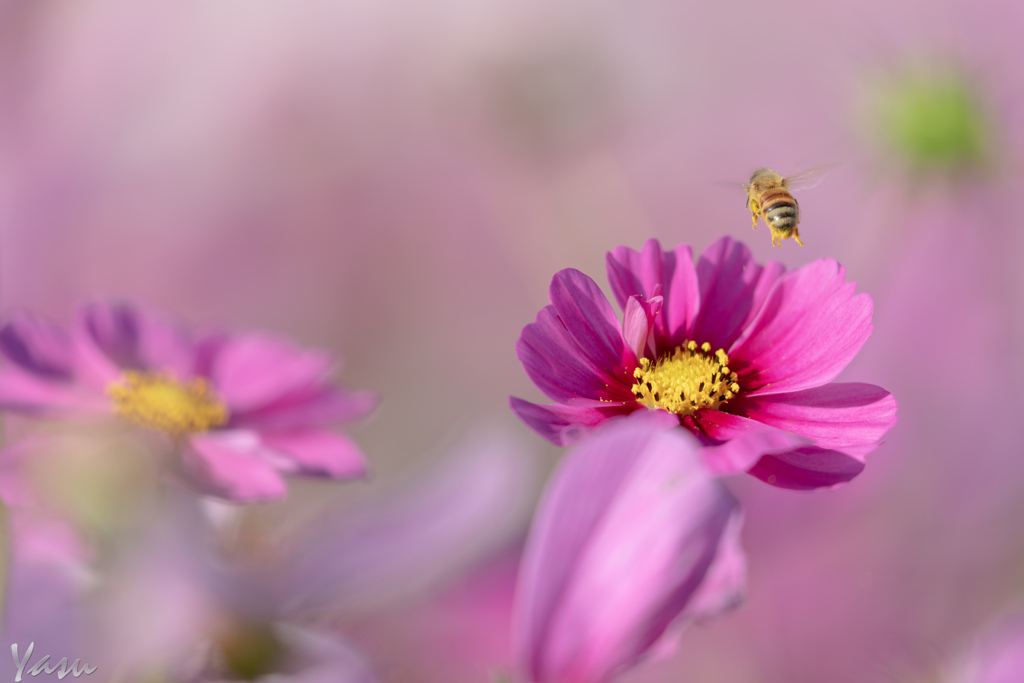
[631,341,740,416]
[108,371,228,436]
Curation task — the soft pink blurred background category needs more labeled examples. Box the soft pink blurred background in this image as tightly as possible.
[2,0,1024,681]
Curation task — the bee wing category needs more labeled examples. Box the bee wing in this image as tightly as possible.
[783,164,837,191]
[711,180,748,190]
[712,180,753,208]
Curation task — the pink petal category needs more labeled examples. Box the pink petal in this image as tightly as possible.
[729,259,874,396]
[606,239,699,351]
[0,311,107,415]
[621,295,663,360]
[690,236,786,350]
[642,510,747,664]
[259,430,368,479]
[269,627,378,683]
[190,331,230,378]
[231,386,379,430]
[182,431,288,502]
[548,268,637,375]
[0,311,75,380]
[956,616,1024,683]
[517,270,637,404]
[0,369,108,416]
[691,410,810,475]
[509,396,639,446]
[515,412,742,683]
[2,560,81,667]
[211,333,334,413]
[732,383,897,457]
[682,510,746,622]
[517,307,622,403]
[283,426,539,613]
[73,301,196,388]
[747,446,866,490]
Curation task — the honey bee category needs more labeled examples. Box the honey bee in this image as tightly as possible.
[744,166,831,247]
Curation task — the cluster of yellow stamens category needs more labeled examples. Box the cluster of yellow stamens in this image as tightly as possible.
[107,371,229,436]
[632,341,740,416]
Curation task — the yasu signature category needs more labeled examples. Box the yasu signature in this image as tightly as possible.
[11,643,97,682]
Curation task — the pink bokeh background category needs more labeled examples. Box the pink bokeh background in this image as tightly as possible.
[2,0,1023,681]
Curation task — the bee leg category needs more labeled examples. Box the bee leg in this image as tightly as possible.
[748,199,760,229]
[793,228,804,246]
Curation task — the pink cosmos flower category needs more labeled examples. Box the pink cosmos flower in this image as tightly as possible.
[514,411,745,683]
[0,300,377,502]
[511,236,897,489]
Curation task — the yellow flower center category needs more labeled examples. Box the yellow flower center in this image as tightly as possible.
[107,371,229,436]
[631,341,740,416]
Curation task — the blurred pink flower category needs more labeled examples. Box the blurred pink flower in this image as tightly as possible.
[0,424,539,682]
[0,300,377,502]
[514,411,745,683]
[511,236,897,489]
[70,494,378,683]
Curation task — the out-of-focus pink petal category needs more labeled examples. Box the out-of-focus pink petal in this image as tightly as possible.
[259,430,368,479]
[730,260,873,396]
[73,301,196,387]
[2,562,82,672]
[191,332,230,379]
[642,510,747,664]
[952,616,1024,683]
[690,237,786,350]
[0,369,108,415]
[283,426,539,615]
[0,439,45,509]
[747,446,866,490]
[265,626,379,683]
[0,311,108,414]
[230,386,378,431]
[517,304,633,404]
[681,510,746,622]
[732,383,898,457]
[0,439,95,567]
[515,413,742,683]
[0,310,75,380]
[606,239,698,350]
[183,431,288,502]
[692,410,810,476]
[621,294,663,360]
[0,440,91,668]
[509,396,637,446]
[211,333,334,414]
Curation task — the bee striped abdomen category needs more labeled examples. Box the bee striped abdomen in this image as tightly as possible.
[758,189,799,229]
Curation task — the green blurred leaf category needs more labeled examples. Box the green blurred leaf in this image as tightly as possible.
[872,67,991,173]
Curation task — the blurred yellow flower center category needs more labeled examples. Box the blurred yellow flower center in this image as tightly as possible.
[107,371,228,436]
[632,341,740,416]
